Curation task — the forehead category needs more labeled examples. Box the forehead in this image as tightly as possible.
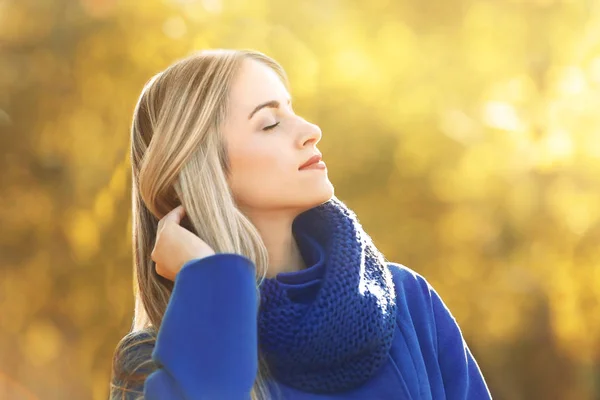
[228,59,289,109]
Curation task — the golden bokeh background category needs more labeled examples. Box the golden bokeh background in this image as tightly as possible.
[1,0,600,399]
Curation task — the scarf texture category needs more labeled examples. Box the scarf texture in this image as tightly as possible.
[257,196,398,394]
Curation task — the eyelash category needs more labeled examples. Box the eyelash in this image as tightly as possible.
[263,122,280,131]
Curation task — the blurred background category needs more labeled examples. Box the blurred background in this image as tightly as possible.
[1,0,599,398]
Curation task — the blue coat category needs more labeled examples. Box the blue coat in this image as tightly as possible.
[117,248,491,399]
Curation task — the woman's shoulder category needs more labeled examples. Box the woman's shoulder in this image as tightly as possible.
[386,262,433,295]
[386,262,447,324]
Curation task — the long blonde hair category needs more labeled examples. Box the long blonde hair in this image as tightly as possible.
[110,49,288,400]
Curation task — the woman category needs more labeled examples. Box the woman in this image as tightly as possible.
[110,49,492,400]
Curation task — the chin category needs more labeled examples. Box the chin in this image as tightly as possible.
[298,182,335,212]
[240,180,334,214]
[320,183,335,203]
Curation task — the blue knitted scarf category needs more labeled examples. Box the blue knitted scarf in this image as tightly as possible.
[257,196,398,394]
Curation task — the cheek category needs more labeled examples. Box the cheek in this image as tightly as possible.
[228,143,293,205]
[232,142,285,175]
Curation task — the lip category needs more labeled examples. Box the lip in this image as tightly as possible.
[299,154,323,170]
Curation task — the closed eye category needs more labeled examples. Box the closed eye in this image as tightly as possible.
[263,122,280,131]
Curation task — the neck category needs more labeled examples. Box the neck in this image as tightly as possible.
[243,208,307,278]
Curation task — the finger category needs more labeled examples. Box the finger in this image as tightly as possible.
[164,205,186,226]
[157,205,185,232]
[150,243,159,263]
[155,262,173,281]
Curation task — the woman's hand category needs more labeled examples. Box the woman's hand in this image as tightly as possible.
[151,205,216,281]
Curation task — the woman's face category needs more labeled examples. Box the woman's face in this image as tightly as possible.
[223,58,334,214]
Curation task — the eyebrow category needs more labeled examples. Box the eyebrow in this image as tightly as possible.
[248,98,292,120]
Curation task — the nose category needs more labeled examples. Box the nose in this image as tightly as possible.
[296,118,322,148]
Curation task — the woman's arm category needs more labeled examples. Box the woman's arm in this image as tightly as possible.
[111,253,258,400]
[143,369,186,399]
[145,253,258,399]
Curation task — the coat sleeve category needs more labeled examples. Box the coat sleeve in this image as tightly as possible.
[143,369,186,399]
[427,279,492,399]
[144,253,259,400]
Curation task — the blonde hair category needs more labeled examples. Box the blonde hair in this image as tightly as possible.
[110,49,288,400]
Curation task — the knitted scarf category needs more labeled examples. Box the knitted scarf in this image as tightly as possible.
[257,196,398,394]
